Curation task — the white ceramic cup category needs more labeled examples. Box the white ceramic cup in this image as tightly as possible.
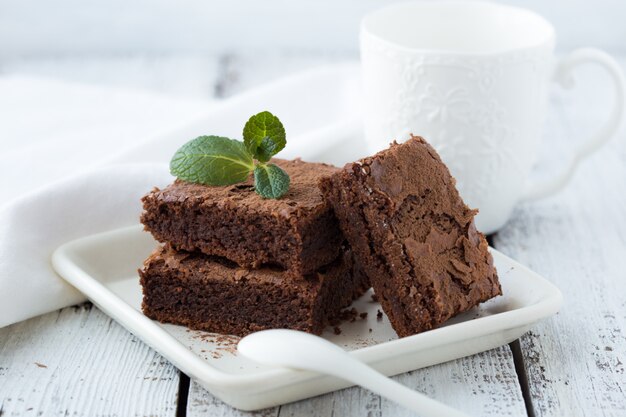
[360,1,625,234]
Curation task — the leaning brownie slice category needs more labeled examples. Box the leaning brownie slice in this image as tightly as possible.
[320,135,501,337]
[139,245,369,337]
[141,159,342,277]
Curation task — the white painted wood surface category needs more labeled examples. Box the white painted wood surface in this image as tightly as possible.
[1,52,625,417]
[187,345,526,417]
[191,344,527,417]
[493,66,626,417]
[0,304,180,416]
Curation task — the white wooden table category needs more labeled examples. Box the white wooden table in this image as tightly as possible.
[1,52,625,417]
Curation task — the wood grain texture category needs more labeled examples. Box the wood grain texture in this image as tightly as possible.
[380,346,526,417]
[187,380,279,417]
[0,303,180,417]
[494,62,626,417]
[186,345,526,417]
[212,50,357,98]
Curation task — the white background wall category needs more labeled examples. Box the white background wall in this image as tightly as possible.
[1,0,625,57]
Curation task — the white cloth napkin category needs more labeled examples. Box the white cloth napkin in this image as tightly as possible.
[0,75,212,327]
[0,64,364,327]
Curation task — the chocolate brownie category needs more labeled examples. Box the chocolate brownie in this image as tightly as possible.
[139,245,369,337]
[141,159,343,277]
[319,135,501,337]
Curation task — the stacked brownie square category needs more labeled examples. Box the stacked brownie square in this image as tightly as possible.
[139,159,370,337]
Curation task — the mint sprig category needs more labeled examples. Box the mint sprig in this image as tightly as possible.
[169,111,290,199]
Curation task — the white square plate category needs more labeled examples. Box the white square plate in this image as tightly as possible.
[52,225,561,411]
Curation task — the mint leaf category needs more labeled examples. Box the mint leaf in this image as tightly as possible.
[168,112,291,199]
[170,135,254,186]
[243,111,286,162]
[253,163,290,199]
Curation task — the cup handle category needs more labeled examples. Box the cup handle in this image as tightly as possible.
[521,48,625,201]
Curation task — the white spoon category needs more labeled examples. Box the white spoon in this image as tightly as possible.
[238,329,471,417]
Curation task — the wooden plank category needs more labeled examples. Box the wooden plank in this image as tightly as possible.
[2,55,221,99]
[277,384,382,417]
[284,345,526,417]
[187,380,279,417]
[494,147,626,417]
[494,60,626,416]
[187,345,526,417]
[0,303,180,416]
[212,50,357,98]
[382,346,526,417]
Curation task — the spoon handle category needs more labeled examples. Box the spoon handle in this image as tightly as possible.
[338,358,470,417]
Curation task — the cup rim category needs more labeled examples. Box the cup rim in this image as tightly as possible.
[360,0,556,57]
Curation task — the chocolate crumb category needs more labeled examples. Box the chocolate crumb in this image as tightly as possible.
[329,307,360,325]
[360,312,368,319]
[34,362,47,368]
[371,294,378,302]
[349,308,359,322]
[188,331,242,359]
[377,310,383,320]
[369,328,372,333]
[333,327,342,335]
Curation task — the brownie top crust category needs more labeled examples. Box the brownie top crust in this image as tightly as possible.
[346,136,471,217]
[154,158,338,217]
